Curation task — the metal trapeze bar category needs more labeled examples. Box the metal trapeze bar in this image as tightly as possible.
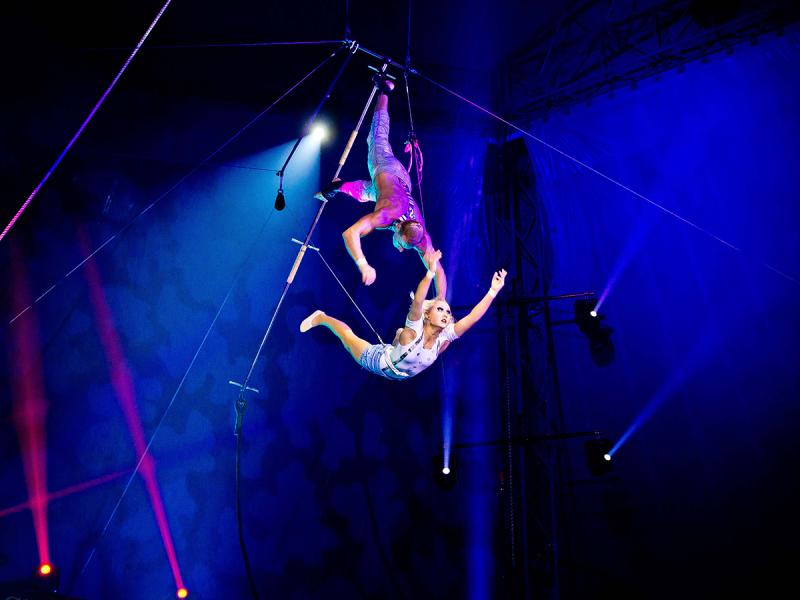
[228,380,260,394]
[350,41,413,74]
[291,238,319,252]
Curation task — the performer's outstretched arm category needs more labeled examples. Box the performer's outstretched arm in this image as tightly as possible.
[342,209,396,285]
[453,269,507,338]
[408,249,442,321]
[417,232,447,298]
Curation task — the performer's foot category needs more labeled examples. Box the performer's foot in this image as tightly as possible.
[372,73,395,94]
[300,310,325,332]
[314,178,342,202]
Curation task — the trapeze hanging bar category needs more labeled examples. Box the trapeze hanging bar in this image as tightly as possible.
[231,43,370,436]
[329,62,387,181]
[285,72,379,287]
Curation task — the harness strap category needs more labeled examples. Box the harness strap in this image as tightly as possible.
[382,347,408,378]
[381,333,424,378]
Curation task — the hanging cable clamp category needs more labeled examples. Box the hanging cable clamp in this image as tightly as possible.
[291,238,319,252]
[230,382,257,435]
[368,64,394,79]
[347,40,359,54]
[229,380,260,394]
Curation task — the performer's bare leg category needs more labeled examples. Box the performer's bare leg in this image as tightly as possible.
[300,311,371,363]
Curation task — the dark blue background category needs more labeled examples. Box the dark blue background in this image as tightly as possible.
[1,22,799,600]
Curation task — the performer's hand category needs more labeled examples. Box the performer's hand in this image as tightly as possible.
[427,249,442,273]
[314,178,342,201]
[360,263,377,286]
[490,269,507,293]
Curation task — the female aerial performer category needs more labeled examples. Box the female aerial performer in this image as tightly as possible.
[300,251,506,380]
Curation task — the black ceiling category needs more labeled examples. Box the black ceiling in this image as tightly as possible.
[4,0,550,110]
[2,1,797,163]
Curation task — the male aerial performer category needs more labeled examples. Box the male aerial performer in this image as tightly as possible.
[316,74,447,298]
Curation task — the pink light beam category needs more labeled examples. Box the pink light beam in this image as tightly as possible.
[9,244,51,565]
[78,229,185,591]
[0,469,131,519]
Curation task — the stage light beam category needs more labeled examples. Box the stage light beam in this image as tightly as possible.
[39,563,52,576]
[10,244,51,568]
[177,587,189,598]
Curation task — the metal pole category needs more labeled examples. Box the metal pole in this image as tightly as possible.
[233,61,384,430]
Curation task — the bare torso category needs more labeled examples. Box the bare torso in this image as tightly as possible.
[372,172,424,231]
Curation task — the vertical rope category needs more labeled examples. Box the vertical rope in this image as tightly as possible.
[403,0,428,225]
[406,0,413,67]
[503,325,517,568]
[403,74,426,225]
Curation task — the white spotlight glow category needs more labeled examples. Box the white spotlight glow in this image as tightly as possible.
[310,123,329,142]
[603,454,611,461]
[590,310,598,318]
[442,467,450,475]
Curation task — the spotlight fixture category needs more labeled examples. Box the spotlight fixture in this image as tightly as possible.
[31,563,60,593]
[574,299,614,367]
[310,123,329,142]
[177,587,189,599]
[584,437,613,476]
[432,453,457,491]
[274,187,286,211]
